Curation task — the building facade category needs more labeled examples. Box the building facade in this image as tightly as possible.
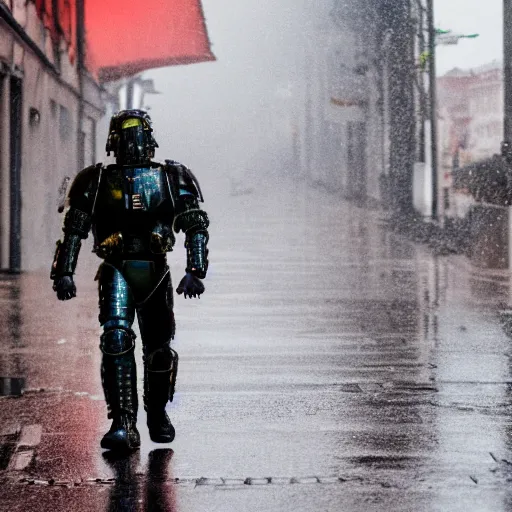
[0,0,103,271]
[468,63,503,161]
[301,0,420,212]
[300,0,383,205]
[437,62,503,218]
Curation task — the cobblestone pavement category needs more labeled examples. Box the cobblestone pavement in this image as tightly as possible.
[1,178,512,511]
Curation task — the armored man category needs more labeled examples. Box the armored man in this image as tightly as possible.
[51,109,209,451]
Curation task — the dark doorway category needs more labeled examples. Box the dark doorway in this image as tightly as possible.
[0,75,4,265]
[9,77,22,273]
[347,121,367,203]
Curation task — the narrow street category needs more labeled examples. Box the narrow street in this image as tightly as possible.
[1,178,512,511]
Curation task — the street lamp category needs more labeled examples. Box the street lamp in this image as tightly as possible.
[435,30,479,45]
[117,76,161,111]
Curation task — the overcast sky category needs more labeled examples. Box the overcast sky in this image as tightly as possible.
[145,0,310,186]
[435,0,502,74]
[144,0,503,178]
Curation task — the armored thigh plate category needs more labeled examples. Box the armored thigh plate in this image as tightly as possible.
[98,263,136,329]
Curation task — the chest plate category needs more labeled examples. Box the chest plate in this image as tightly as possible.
[98,166,170,213]
[92,165,176,256]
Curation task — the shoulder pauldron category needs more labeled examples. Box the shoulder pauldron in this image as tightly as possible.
[164,160,204,202]
[67,163,103,214]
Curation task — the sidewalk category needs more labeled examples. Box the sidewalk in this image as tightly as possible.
[0,180,512,511]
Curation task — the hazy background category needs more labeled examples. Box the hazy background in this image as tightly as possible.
[143,0,316,197]
[143,0,502,191]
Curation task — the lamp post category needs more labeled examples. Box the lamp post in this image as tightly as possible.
[120,76,160,110]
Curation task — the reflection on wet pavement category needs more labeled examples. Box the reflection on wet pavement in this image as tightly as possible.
[145,450,176,512]
[3,182,512,510]
[103,451,140,511]
[101,450,176,511]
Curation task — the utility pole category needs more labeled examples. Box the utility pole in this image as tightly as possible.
[504,0,512,148]
[427,0,438,220]
[417,0,426,163]
[381,0,415,213]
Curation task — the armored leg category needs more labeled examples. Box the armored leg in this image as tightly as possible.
[98,263,140,451]
[137,270,177,443]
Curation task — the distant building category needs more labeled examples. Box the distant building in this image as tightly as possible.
[468,63,503,161]
[302,0,418,213]
[302,0,383,205]
[0,0,104,271]
[437,61,503,217]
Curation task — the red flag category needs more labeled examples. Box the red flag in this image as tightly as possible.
[57,0,73,45]
[84,0,215,82]
[34,0,59,42]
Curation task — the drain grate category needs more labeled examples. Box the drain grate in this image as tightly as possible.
[0,377,25,396]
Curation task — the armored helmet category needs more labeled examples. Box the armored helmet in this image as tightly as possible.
[106,109,159,164]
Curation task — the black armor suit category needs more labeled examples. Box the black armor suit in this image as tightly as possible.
[51,110,209,451]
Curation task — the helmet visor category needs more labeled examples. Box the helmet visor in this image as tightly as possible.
[119,117,154,162]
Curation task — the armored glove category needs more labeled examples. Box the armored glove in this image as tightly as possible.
[51,207,90,301]
[53,275,76,301]
[176,272,204,299]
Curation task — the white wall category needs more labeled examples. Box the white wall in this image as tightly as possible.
[0,2,104,271]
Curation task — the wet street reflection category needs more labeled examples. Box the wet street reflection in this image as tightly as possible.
[315,212,438,507]
[103,449,175,512]
[145,450,176,512]
[3,182,512,510]
[0,277,26,395]
[103,451,140,512]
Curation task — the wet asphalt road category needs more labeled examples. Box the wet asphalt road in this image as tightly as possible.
[1,179,512,511]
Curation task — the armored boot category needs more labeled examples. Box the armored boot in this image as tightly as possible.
[100,328,140,451]
[101,413,140,451]
[144,347,178,443]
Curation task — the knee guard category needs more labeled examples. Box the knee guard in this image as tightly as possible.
[100,327,135,355]
[146,344,177,372]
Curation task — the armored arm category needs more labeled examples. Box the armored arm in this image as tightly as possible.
[51,165,101,298]
[170,163,210,279]
[176,202,209,279]
[51,207,92,279]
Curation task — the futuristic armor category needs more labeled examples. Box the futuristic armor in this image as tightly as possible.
[51,110,209,451]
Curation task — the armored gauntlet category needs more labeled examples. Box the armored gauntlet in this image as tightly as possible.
[185,231,209,279]
[51,207,91,279]
[173,199,210,279]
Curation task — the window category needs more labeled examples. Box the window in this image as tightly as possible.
[443,187,450,211]
[59,105,72,142]
[50,99,57,118]
[82,117,96,167]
